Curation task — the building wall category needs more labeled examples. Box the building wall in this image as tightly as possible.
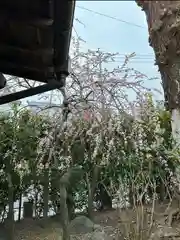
[0,101,21,114]
[27,101,61,118]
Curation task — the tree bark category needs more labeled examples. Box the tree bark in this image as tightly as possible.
[66,190,75,220]
[7,173,14,240]
[43,167,49,220]
[60,185,69,240]
[136,2,180,107]
[50,168,60,216]
[18,191,22,221]
[129,181,136,207]
[136,0,180,176]
[86,165,99,220]
[34,186,39,218]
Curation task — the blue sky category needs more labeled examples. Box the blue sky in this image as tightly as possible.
[22,1,163,105]
[73,1,163,100]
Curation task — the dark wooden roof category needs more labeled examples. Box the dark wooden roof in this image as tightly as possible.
[0,0,75,83]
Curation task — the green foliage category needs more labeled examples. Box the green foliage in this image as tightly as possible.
[0,95,178,220]
[57,94,177,206]
[0,104,49,209]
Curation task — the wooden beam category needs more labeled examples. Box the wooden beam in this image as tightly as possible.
[0,0,52,18]
[0,14,53,28]
[0,45,54,68]
[0,60,55,83]
[0,22,53,50]
[0,9,53,27]
[53,1,75,70]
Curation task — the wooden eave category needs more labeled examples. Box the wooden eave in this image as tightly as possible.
[0,0,75,83]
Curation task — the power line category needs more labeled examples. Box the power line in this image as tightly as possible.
[76,5,146,29]
[114,57,154,60]
[107,61,155,64]
[105,59,156,63]
[115,54,154,57]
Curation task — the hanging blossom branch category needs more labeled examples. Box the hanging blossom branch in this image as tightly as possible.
[66,36,159,120]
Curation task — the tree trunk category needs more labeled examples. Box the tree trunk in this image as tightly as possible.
[129,184,134,207]
[50,168,61,216]
[18,191,22,221]
[60,184,69,240]
[136,1,180,112]
[129,181,137,207]
[158,181,165,202]
[34,187,39,218]
[136,0,180,174]
[43,167,49,220]
[66,190,75,220]
[87,177,93,219]
[7,173,14,240]
[86,165,99,220]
